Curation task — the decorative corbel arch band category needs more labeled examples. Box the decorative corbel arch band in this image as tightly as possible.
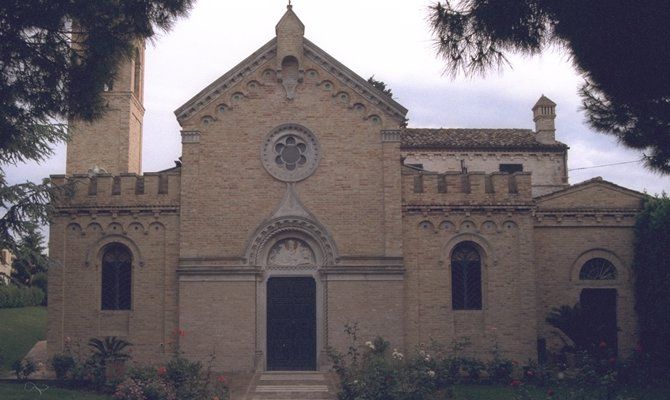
[442,233,497,267]
[85,234,144,269]
[245,216,338,267]
[569,248,628,284]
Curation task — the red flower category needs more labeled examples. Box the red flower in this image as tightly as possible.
[217,375,226,383]
[599,341,607,349]
[547,388,555,397]
[157,367,167,376]
[178,329,186,337]
[510,380,522,388]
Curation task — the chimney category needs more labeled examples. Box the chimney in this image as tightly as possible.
[532,95,556,144]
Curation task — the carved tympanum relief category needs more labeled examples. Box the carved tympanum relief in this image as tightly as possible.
[268,238,315,266]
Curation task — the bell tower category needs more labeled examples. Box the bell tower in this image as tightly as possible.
[66,42,145,175]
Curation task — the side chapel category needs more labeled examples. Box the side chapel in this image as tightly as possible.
[48,6,644,371]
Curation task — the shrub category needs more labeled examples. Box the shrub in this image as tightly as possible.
[487,357,514,384]
[116,357,228,400]
[0,284,44,308]
[12,358,37,380]
[88,337,132,365]
[52,353,76,381]
[328,324,443,400]
[114,377,176,400]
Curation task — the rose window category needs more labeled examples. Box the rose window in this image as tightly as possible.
[261,124,321,182]
[274,136,308,171]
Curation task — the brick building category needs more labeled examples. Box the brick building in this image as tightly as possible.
[48,6,643,371]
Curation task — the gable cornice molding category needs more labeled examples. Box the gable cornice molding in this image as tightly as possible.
[173,37,410,125]
[303,39,408,123]
[174,38,277,123]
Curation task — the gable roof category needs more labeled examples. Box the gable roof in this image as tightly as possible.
[401,128,568,151]
[174,38,408,124]
[534,177,645,209]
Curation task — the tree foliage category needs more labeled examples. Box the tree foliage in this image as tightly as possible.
[633,195,670,376]
[10,224,49,286]
[0,0,194,250]
[430,1,670,173]
[367,76,393,98]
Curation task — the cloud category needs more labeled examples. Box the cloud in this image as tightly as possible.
[5,0,669,197]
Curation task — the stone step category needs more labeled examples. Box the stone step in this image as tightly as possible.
[260,374,326,381]
[255,385,329,392]
[246,372,336,400]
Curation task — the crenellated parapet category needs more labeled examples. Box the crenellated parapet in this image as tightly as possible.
[50,172,180,211]
[402,168,532,207]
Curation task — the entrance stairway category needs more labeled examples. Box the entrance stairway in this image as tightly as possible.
[244,372,337,400]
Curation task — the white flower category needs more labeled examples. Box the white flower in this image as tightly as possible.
[365,341,375,350]
[424,353,431,362]
[392,349,404,360]
[427,370,436,378]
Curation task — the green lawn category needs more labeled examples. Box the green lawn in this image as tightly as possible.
[452,384,670,400]
[0,306,47,373]
[0,382,111,400]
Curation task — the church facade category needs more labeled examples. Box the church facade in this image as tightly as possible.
[48,7,643,372]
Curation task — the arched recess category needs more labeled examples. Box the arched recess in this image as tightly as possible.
[85,234,144,269]
[569,248,627,357]
[569,248,628,285]
[442,233,497,267]
[442,233,495,312]
[245,216,338,268]
[245,216,338,371]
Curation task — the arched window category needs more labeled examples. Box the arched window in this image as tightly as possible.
[101,244,132,310]
[579,258,617,280]
[451,242,482,310]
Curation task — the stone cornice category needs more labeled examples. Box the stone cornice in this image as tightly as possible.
[303,39,408,123]
[403,205,534,214]
[533,209,638,226]
[54,206,179,216]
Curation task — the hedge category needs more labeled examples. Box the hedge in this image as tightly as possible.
[0,285,45,308]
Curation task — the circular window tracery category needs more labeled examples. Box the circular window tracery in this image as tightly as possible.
[261,124,321,182]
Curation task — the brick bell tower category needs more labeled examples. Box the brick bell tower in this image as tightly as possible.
[66,42,145,175]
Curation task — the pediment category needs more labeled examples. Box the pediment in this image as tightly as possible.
[173,38,408,125]
[535,178,644,210]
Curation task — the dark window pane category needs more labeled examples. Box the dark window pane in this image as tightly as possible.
[451,243,482,310]
[101,244,132,310]
[499,164,523,173]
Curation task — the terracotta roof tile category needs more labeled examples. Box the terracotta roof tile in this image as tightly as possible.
[401,128,567,151]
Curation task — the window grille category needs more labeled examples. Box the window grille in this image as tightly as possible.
[101,244,132,310]
[451,243,482,310]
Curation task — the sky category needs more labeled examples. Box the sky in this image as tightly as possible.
[5,0,670,195]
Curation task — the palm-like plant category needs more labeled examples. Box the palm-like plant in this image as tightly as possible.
[87,336,132,365]
[546,304,595,352]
